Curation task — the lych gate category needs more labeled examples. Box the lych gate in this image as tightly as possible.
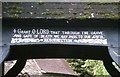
[1,2,120,77]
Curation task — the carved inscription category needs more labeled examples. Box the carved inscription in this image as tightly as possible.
[11,29,107,44]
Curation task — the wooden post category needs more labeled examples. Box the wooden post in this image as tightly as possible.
[0,62,4,77]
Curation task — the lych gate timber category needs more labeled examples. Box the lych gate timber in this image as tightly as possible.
[1,2,120,77]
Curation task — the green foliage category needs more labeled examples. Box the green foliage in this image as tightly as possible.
[85,60,110,76]
[67,59,86,76]
[66,59,111,77]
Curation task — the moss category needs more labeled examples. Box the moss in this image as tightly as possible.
[103,13,111,17]
[96,11,106,15]
[84,6,92,10]
[14,2,20,4]
[8,10,22,14]
[38,1,45,5]
[110,15,119,19]
[95,2,110,5]
[76,15,89,20]
[3,5,23,15]
[113,6,118,9]
[87,2,118,5]
[57,16,68,19]
[3,11,7,14]
[52,11,64,15]
[83,12,91,16]
[101,13,119,19]
[42,11,64,15]
[42,11,51,15]
[5,5,23,10]
[33,11,39,14]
